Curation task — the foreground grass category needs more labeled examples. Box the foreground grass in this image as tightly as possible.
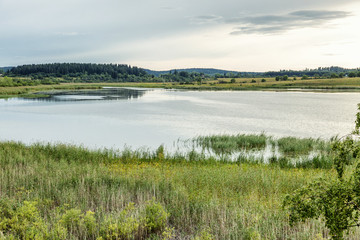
[2,141,359,239]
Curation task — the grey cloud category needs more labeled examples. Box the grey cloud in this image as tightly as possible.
[230,25,293,35]
[191,15,223,24]
[290,10,351,19]
[227,10,351,35]
[197,15,220,20]
[227,15,291,25]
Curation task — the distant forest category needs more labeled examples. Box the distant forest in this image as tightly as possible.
[3,63,360,84]
[5,63,148,82]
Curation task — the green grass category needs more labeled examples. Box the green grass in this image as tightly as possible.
[277,137,330,156]
[192,134,333,169]
[1,141,356,239]
[194,133,268,154]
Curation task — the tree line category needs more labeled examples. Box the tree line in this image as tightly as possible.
[5,63,148,82]
[3,64,360,85]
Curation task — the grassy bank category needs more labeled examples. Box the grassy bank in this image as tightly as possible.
[2,76,360,99]
[2,141,358,239]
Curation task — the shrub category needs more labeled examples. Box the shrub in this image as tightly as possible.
[145,199,169,233]
[156,145,165,161]
[100,203,140,240]
[0,200,49,239]
[193,228,214,240]
[59,208,97,238]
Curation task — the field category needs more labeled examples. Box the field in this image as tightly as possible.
[0,136,359,239]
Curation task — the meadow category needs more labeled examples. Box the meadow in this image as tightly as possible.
[1,136,359,240]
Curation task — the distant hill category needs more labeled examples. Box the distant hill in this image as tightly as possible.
[0,67,14,72]
[144,68,242,76]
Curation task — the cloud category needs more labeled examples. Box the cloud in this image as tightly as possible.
[53,32,81,36]
[290,10,350,19]
[191,15,223,24]
[228,10,351,35]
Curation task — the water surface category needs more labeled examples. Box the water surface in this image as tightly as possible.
[1,88,359,150]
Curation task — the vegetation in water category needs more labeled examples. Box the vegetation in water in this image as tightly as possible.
[193,134,333,169]
[194,133,268,154]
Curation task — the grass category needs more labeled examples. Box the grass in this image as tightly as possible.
[276,137,330,156]
[216,77,360,90]
[194,133,268,154]
[192,134,333,169]
[1,141,357,239]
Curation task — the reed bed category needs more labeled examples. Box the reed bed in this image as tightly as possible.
[193,134,333,169]
[1,141,357,239]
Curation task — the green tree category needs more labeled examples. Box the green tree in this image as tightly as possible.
[349,72,357,78]
[331,73,339,78]
[284,104,360,240]
[301,75,309,80]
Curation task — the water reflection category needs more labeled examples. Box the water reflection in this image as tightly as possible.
[24,88,148,102]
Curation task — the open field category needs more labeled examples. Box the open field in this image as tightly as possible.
[1,139,359,239]
[215,77,360,89]
[2,77,360,98]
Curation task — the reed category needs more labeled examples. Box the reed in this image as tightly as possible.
[0,141,354,239]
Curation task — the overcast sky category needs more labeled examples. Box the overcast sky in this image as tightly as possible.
[1,0,359,71]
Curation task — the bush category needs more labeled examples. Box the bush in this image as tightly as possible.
[301,75,309,80]
[100,203,141,239]
[0,200,49,239]
[59,208,97,238]
[193,228,214,240]
[145,199,169,233]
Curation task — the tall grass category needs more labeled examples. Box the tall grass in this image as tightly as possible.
[192,134,333,169]
[194,133,268,155]
[276,137,330,156]
[0,141,355,239]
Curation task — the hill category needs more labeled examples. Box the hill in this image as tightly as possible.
[0,66,14,72]
[144,68,244,76]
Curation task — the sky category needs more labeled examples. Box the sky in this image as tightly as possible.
[0,0,360,71]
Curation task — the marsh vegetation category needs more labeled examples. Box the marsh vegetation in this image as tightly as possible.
[0,141,343,239]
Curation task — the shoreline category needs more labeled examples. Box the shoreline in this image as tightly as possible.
[2,82,360,99]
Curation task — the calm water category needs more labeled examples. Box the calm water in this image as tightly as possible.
[1,88,360,150]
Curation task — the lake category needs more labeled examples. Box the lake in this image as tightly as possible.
[1,88,360,150]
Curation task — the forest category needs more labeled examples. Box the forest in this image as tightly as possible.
[4,64,360,84]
